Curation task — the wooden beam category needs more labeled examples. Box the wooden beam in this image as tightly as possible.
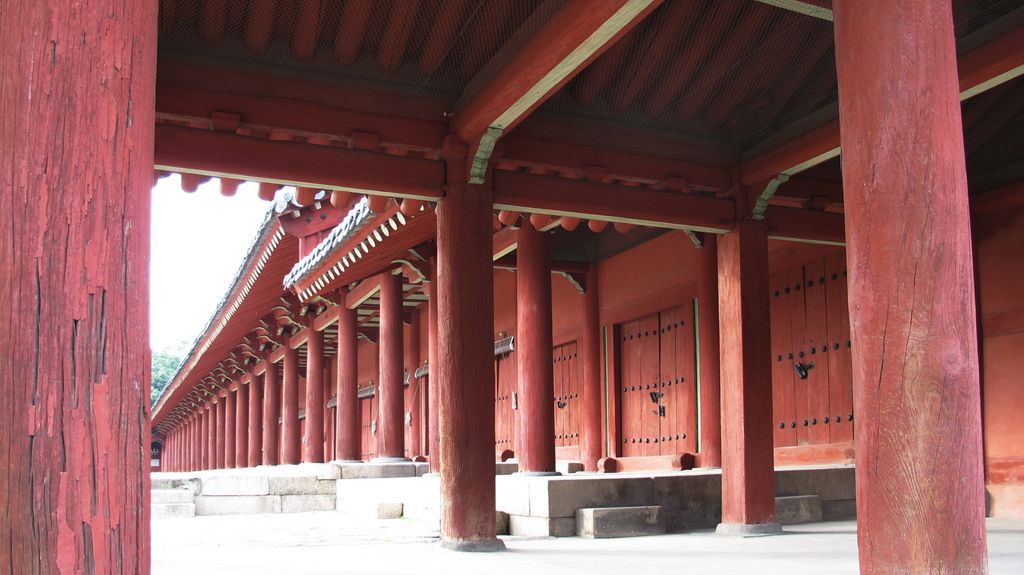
[453,0,663,181]
[492,170,735,232]
[346,273,384,309]
[740,21,1024,187]
[752,0,832,21]
[764,207,846,245]
[154,124,445,200]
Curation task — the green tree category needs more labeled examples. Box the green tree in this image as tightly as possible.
[151,341,189,406]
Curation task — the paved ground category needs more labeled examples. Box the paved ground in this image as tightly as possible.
[153,513,1024,574]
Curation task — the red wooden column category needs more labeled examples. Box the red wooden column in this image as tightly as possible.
[427,259,441,473]
[516,221,556,473]
[336,303,360,461]
[202,405,212,469]
[305,329,326,463]
[216,395,228,469]
[281,345,301,464]
[698,234,722,468]
[834,1,987,571]
[248,373,264,466]
[436,142,503,551]
[262,361,281,465]
[580,264,602,471]
[208,402,218,470]
[225,389,237,468]
[193,414,201,471]
[236,383,249,467]
[716,220,779,536]
[0,1,156,570]
[377,271,407,460]
[407,311,422,457]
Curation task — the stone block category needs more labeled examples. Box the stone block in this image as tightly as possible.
[201,475,270,496]
[775,495,822,525]
[495,462,519,475]
[340,462,419,479]
[377,502,404,519]
[151,489,194,504]
[151,476,201,493]
[495,474,533,517]
[268,476,336,496]
[556,461,584,475]
[775,466,856,502]
[508,515,576,537]
[195,495,281,515]
[576,506,665,539]
[822,499,857,521]
[152,503,196,519]
[496,511,510,535]
[281,494,336,513]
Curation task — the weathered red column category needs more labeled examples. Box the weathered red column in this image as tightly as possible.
[516,221,556,473]
[427,259,441,473]
[377,272,407,460]
[407,312,422,457]
[281,345,301,464]
[698,234,722,468]
[248,373,264,466]
[225,389,237,468]
[216,395,228,469]
[0,1,156,570]
[262,361,281,465]
[716,220,779,536]
[335,303,360,461]
[236,383,249,467]
[436,141,503,551]
[834,1,987,571]
[193,414,201,471]
[202,405,212,469]
[580,264,603,471]
[208,402,218,470]
[304,329,326,462]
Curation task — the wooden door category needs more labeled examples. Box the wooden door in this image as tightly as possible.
[359,394,376,460]
[552,341,581,447]
[619,305,697,457]
[494,350,517,458]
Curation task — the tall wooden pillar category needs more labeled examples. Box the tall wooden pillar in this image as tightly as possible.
[516,221,556,473]
[193,414,201,471]
[209,402,219,469]
[216,396,228,469]
[203,406,212,469]
[377,272,407,460]
[407,312,422,457]
[336,303,360,461]
[248,373,264,467]
[281,345,300,464]
[236,383,249,467]
[716,219,779,536]
[262,361,281,465]
[698,234,722,468]
[580,264,603,471]
[0,2,156,570]
[834,1,987,571]
[427,260,441,473]
[305,329,326,463]
[225,389,237,468]
[436,157,503,550]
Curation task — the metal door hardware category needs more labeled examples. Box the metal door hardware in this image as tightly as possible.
[511,392,518,410]
[794,362,814,379]
[651,405,665,417]
[649,391,664,404]
[556,400,567,409]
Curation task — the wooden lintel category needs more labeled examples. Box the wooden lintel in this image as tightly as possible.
[492,227,518,260]
[492,170,735,233]
[313,305,341,331]
[764,207,846,245]
[154,124,445,200]
[347,274,384,309]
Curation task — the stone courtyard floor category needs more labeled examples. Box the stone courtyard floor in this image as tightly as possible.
[153,513,1024,574]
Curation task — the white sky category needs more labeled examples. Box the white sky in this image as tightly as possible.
[149,176,276,352]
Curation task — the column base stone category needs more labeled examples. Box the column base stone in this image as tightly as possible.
[440,538,506,552]
[715,522,783,537]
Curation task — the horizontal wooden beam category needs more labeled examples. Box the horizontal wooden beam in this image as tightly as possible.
[346,274,384,309]
[492,170,735,233]
[764,207,846,245]
[154,124,445,200]
[740,21,1024,187]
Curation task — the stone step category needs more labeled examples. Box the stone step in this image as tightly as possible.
[575,506,665,539]
[151,477,200,493]
[776,495,823,525]
[152,503,195,519]
[151,489,194,504]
